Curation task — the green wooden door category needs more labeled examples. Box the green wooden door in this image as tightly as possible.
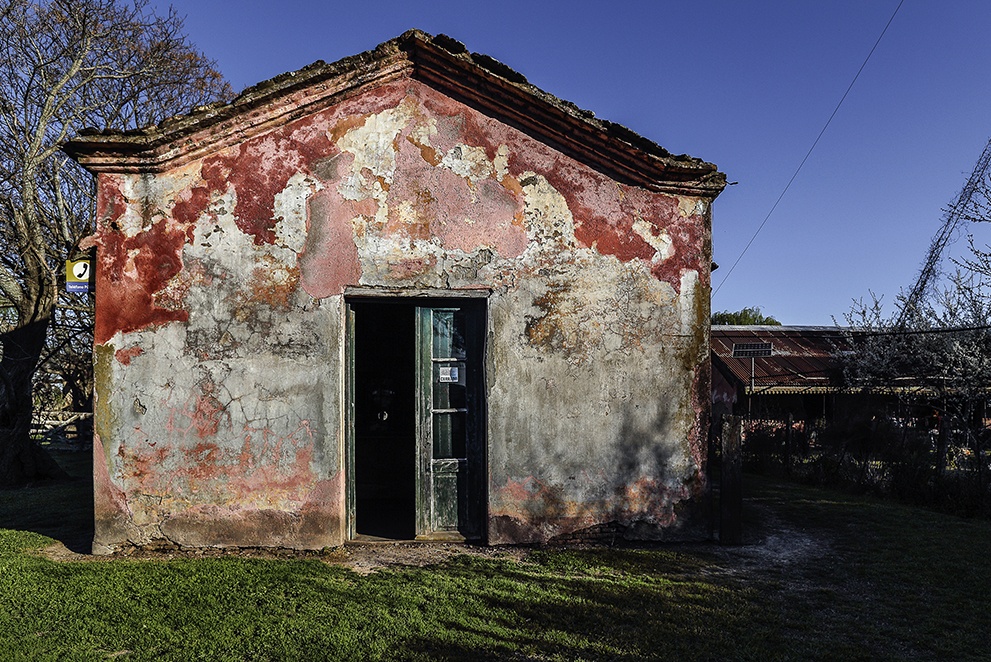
[415,305,484,540]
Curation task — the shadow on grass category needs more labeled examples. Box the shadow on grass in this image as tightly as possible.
[1,470,989,660]
[0,448,93,553]
[395,551,768,661]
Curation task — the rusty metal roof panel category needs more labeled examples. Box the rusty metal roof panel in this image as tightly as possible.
[711,326,851,393]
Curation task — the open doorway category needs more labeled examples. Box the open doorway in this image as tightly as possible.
[348,297,487,541]
[351,301,417,539]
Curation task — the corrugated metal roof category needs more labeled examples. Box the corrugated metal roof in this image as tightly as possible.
[711,326,852,394]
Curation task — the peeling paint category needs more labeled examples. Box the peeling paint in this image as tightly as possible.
[114,346,143,365]
[80,61,719,551]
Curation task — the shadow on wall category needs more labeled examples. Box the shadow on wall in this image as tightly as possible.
[616,402,676,489]
[499,400,690,542]
[611,402,691,536]
[0,448,94,553]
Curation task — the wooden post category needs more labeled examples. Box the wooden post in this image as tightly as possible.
[935,411,949,486]
[784,412,794,475]
[720,415,743,545]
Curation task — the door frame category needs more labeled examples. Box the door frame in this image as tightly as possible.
[345,288,489,542]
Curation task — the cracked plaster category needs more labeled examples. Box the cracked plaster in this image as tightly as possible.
[87,77,716,550]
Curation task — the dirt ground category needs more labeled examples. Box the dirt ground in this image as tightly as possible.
[37,538,537,575]
[38,535,822,579]
[34,502,824,578]
[17,448,827,576]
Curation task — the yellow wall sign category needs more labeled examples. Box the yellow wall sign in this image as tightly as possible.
[66,258,92,293]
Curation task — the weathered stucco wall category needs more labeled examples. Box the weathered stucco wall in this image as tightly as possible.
[88,77,713,551]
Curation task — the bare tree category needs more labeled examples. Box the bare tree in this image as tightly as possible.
[0,0,230,485]
[842,268,991,501]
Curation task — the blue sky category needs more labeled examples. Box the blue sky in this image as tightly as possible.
[150,0,991,325]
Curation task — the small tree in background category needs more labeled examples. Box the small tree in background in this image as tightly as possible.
[0,0,231,486]
[711,306,782,326]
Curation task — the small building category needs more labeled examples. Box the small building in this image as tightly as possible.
[66,30,726,552]
[711,325,851,423]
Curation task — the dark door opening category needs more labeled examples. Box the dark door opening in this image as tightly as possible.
[352,302,416,539]
[349,297,486,541]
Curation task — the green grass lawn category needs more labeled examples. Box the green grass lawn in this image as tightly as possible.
[1,454,990,661]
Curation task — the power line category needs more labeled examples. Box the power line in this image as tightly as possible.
[713,0,905,297]
[853,323,991,338]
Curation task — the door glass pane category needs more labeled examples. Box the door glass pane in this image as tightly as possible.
[433,362,466,408]
[433,412,466,458]
[433,310,466,360]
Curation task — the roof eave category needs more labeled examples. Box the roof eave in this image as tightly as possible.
[64,30,726,198]
[63,46,412,174]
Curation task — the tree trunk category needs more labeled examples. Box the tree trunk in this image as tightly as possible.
[0,319,69,486]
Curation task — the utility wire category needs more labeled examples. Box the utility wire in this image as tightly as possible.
[713,0,905,296]
[852,323,991,337]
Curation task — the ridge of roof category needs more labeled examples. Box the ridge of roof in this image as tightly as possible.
[64,29,725,197]
[711,325,849,332]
